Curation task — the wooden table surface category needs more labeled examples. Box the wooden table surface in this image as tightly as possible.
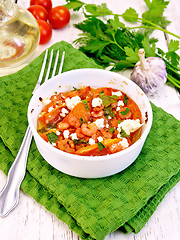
[0,0,180,240]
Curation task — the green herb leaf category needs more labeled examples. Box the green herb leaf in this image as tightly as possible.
[85,3,113,17]
[117,120,122,124]
[81,100,89,111]
[165,40,180,66]
[120,127,130,138]
[108,15,125,30]
[144,0,151,9]
[80,117,87,125]
[64,0,85,11]
[123,94,129,105]
[166,52,180,67]
[122,8,138,23]
[73,139,88,145]
[97,142,107,152]
[104,105,116,118]
[121,108,131,115]
[112,60,134,71]
[142,37,156,57]
[109,127,115,134]
[168,39,179,52]
[47,132,58,143]
[112,95,118,99]
[157,47,165,57]
[73,86,78,91]
[142,0,170,29]
[125,47,139,63]
[99,92,117,107]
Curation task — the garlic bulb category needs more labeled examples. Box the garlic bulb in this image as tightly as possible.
[130,49,167,95]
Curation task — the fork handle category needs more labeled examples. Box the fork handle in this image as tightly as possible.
[0,126,32,217]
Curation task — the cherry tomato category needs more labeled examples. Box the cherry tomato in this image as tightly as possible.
[37,20,52,44]
[30,0,52,12]
[28,5,48,21]
[48,6,70,29]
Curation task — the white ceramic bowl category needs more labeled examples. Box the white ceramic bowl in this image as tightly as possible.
[28,68,153,178]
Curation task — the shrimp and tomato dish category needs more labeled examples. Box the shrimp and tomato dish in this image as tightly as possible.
[37,86,143,156]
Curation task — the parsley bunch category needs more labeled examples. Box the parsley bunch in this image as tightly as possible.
[65,0,180,91]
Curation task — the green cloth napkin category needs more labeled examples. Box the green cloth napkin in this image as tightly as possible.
[0,41,179,240]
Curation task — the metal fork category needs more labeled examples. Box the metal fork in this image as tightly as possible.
[0,49,65,217]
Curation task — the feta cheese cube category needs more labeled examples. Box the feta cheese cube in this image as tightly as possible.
[112,91,122,97]
[89,138,96,145]
[92,97,103,107]
[117,100,124,107]
[56,131,61,136]
[120,138,129,149]
[94,118,104,129]
[117,119,143,135]
[97,136,103,142]
[70,133,78,140]
[117,133,121,138]
[60,107,69,117]
[65,96,81,110]
[63,130,69,139]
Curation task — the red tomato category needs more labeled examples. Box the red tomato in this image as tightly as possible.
[27,5,48,21]
[30,0,52,12]
[48,6,70,29]
[37,20,52,44]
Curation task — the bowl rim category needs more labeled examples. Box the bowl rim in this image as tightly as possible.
[28,68,153,162]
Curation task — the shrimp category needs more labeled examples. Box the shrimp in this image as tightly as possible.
[91,105,104,118]
[100,129,112,139]
[67,113,80,128]
[111,102,118,108]
[93,106,104,112]
[58,139,75,153]
[118,107,132,120]
[91,110,104,118]
[75,128,86,139]
[81,123,98,137]
[111,118,118,128]
[57,122,70,130]
[66,90,79,98]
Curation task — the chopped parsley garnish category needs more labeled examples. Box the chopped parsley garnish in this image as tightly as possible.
[99,92,117,107]
[123,94,129,105]
[73,139,88,145]
[120,128,130,138]
[121,108,131,115]
[104,105,116,118]
[109,127,115,134]
[80,117,87,125]
[81,100,89,111]
[97,142,107,152]
[46,132,58,143]
[112,95,118,99]
[117,120,122,124]
[73,86,80,91]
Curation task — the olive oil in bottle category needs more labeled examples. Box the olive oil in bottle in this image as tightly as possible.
[0,0,40,68]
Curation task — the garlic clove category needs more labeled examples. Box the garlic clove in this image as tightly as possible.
[130,49,167,96]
